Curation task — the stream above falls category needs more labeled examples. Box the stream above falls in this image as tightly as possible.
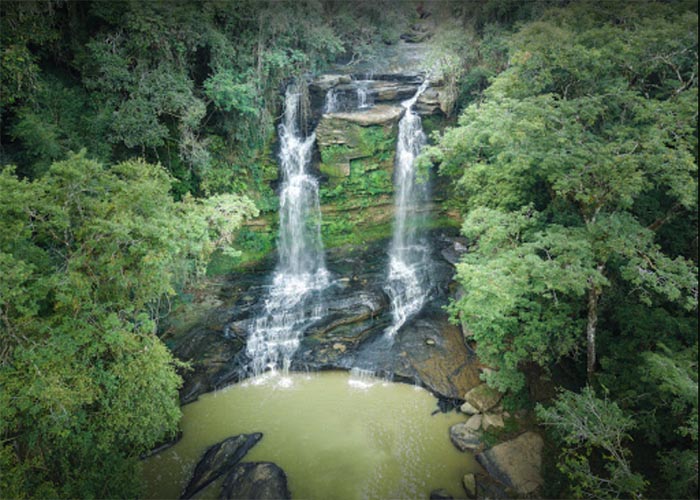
[142,371,480,499]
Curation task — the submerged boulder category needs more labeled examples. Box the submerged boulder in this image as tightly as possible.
[220,462,291,500]
[182,433,263,499]
[476,432,544,495]
[429,488,454,500]
[462,473,476,499]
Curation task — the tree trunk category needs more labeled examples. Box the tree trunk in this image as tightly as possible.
[586,265,604,382]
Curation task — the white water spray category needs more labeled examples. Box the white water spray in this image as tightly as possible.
[324,89,338,113]
[357,81,372,109]
[384,79,432,338]
[246,87,329,376]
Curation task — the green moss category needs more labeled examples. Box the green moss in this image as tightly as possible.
[320,144,352,165]
[356,125,395,160]
[319,161,350,179]
[322,217,393,249]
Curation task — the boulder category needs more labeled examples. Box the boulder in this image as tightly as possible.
[220,462,291,500]
[181,433,263,499]
[482,413,504,431]
[462,473,476,499]
[476,432,544,495]
[481,413,505,431]
[389,307,483,399]
[449,422,482,452]
[464,384,502,413]
[465,414,482,431]
[474,472,512,499]
[460,400,479,415]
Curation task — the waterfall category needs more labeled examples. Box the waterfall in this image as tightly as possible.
[324,89,338,113]
[384,80,432,337]
[246,86,329,377]
[357,81,372,109]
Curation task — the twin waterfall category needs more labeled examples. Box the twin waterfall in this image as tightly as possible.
[246,87,329,377]
[246,78,432,376]
[384,80,432,337]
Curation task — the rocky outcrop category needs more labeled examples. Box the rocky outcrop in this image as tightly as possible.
[167,233,477,404]
[476,432,544,495]
[325,105,405,127]
[182,433,263,499]
[315,109,399,182]
[292,280,483,400]
[220,462,291,500]
[386,307,482,399]
[309,74,352,91]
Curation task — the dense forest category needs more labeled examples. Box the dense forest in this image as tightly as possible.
[0,1,697,499]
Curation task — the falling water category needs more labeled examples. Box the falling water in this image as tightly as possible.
[246,86,329,376]
[384,79,432,338]
[324,88,338,113]
[357,81,372,109]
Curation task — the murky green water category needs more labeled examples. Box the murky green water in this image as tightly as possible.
[143,371,478,499]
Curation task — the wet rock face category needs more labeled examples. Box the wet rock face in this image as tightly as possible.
[182,433,263,499]
[287,233,482,400]
[168,231,477,403]
[220,462,291,500]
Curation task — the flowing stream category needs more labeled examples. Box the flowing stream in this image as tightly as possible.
[142,372,479,499]
[245,87,329,377]
[384,80,432,337]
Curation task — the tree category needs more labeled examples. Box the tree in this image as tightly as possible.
[435,0,697,391]
[536,386,646,499]
[0,152,256,497]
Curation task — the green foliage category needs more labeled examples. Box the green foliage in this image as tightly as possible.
[448,206,596,392]
[436,3,698,495]
[1,0,407,199]
[536,387,646,499]
[10,75,113,176]
[440,0,697,386]
[0,153,255,497]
